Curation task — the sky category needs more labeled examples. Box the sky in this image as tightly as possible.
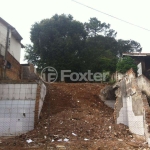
[0,0,150,63]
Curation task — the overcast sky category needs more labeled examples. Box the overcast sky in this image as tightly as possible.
[0,0,150,63]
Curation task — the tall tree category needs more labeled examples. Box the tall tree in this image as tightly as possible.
[26,14,87,72]
[84,17,117,37]
[117,39,142,57]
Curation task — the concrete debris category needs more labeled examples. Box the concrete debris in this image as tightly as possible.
[26,139,33,143]
[63,138,69,142]
[72,133,77,136]
[84,138,89,141]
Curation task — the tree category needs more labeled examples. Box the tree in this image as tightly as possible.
[81,35,118,73]
[25,14,87,73]
[116,56,137,73]
[84,17,117,37]
[117,39,142,57]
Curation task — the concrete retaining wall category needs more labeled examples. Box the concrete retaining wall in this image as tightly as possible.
[114,69,150,145]
[0,82,46,136]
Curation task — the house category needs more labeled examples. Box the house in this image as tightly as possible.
[0,17,24,62]
[123,53,150,78]
[0,17,39,80]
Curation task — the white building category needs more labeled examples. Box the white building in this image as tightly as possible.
[0,17,24,62]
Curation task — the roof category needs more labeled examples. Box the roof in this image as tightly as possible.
[0,17,23,43]
[123,53,150,57]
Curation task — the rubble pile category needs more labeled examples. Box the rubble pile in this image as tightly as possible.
[0,83,148,149]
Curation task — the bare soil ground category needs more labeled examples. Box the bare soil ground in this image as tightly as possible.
[0,83,149,150]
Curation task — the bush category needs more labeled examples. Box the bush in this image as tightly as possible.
[116,56,137,73]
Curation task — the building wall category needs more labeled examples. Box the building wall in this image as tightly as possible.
[6,51,21,80]
[0,22,7,52]
[0,21,21,63]
[0,82,46,136]
[9,35,21,62]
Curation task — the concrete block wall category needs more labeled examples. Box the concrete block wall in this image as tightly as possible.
[39,83,46,117]
[34,83,46,126]
[117,96,144,135]
[114,69,145,136]
[0,82,46,136]
[114,68,150,146]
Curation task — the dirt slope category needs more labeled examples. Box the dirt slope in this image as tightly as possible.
[0,83,148,150]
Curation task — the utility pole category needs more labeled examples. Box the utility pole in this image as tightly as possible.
[3,26,9,79]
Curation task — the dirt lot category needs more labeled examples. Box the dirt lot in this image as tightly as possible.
[0,83,149,150]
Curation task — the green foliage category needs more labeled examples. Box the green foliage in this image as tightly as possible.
[117,39,142,57]
[25,14,142,80]
[116,56,137,73]
[84,17,117,37]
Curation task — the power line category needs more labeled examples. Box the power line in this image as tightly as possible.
[72,0,150,32]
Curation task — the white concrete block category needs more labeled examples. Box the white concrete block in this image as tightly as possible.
[21,84,27,88]
[31,88,37,94]
[29,113,34,118]
[9,84,15,89]
[24,100,31,105]
[0,89,2,94]
[127,106,132,111]
[29,108,34,113]
[28,122,34,126]
[31,94,36,100]
[14,93,19,99]
[11,109,18,114]
[24,108,30,113]
[11,114,18,118]
[12,100,19,105]
[14,88,20,94]
[19,93,25,99]
[25,88,32,94]
[26,93,32,99]
[30,100,35,105]
[117,116,124,124]
[23,105,31,108]
[9,88,14,94]
[0,100,6,104]
[6,100,12,105]
[2,93,9,99]
[32,84,37,89]
[3,84,9,89]
[28,84,32,89]
[20,89,25,94]
[0,113,5,117]
[15,84,20,88]
[4,114,10,117]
